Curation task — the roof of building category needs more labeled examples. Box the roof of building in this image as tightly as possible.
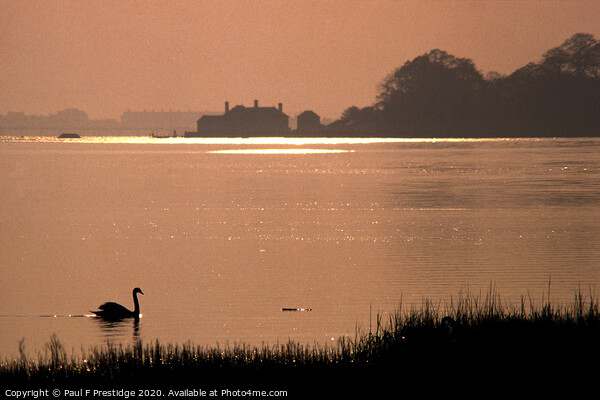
[227,105,288,118]
[298,110,319,118]
[199,104,289,122]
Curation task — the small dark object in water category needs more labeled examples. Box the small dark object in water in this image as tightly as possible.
[282,307,312,311]
[58,133,81,138]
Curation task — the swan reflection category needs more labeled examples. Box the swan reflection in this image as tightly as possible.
[92,315,141,341]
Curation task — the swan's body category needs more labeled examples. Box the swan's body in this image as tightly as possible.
[91,288,143,320]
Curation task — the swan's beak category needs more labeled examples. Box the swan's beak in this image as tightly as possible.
[140,291,144,295]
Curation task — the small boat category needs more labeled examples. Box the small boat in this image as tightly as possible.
[58,133,81,138]
[282,307,312,311]
[151,130,178,138]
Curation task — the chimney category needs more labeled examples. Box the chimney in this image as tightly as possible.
[254,99,259,108]
[278,103,283,112]
[225,101,229,113]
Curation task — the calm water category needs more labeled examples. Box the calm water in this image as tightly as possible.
[1,136,599,359]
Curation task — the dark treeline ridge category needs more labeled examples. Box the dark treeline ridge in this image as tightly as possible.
[2,290,599,397]
[328,33,600,138]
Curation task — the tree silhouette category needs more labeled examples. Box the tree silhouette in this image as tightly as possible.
[374,49,484,136]
[326,33,600,138]
[541,33,600,78]
[499,33,600,136]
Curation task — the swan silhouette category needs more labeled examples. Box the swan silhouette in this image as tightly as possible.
[91,288,144,320]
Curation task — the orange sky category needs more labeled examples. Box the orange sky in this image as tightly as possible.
[1,0,599,120]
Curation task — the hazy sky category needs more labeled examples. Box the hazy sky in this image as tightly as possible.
[2,0,600,120]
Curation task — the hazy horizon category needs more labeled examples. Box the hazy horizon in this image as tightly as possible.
[2,0,600,120]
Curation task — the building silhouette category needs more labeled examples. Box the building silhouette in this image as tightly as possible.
[296,110,324,135]
[186,100,290,137]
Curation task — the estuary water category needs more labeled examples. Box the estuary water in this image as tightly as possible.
[1,136,599,359]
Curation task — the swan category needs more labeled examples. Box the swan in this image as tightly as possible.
[91,288,144,320]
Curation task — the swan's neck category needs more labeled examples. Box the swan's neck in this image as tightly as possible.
[133,292,140,317]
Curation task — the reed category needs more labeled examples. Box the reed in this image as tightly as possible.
[2,289,599,391]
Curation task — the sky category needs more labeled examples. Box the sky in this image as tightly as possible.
[1,0,600,120]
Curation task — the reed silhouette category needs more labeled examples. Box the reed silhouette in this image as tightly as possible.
[90,288,143,321]
[3,289,599,397]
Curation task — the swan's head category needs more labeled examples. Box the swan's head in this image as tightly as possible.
[133,287,144,296]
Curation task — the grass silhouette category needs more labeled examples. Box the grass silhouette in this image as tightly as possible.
[2,288,599,396]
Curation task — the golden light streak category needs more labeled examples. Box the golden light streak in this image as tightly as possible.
[206,148,353,154]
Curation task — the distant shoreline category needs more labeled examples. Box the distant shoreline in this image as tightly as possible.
[2,130,600,140]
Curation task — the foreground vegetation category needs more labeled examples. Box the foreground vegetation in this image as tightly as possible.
[2,290,599,395]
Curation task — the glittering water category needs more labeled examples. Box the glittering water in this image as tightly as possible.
[1,136,599,358]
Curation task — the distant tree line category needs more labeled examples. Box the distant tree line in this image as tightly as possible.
[327,33,600,137]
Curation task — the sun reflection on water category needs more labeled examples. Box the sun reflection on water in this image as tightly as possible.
[207,148,353,154]
[0,135,547,155]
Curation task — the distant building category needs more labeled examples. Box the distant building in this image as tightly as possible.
[186,100,290,137]
[0,109,119,131]
[0,108,217,135]
[120,110,215,132]
[296,110,324,135]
